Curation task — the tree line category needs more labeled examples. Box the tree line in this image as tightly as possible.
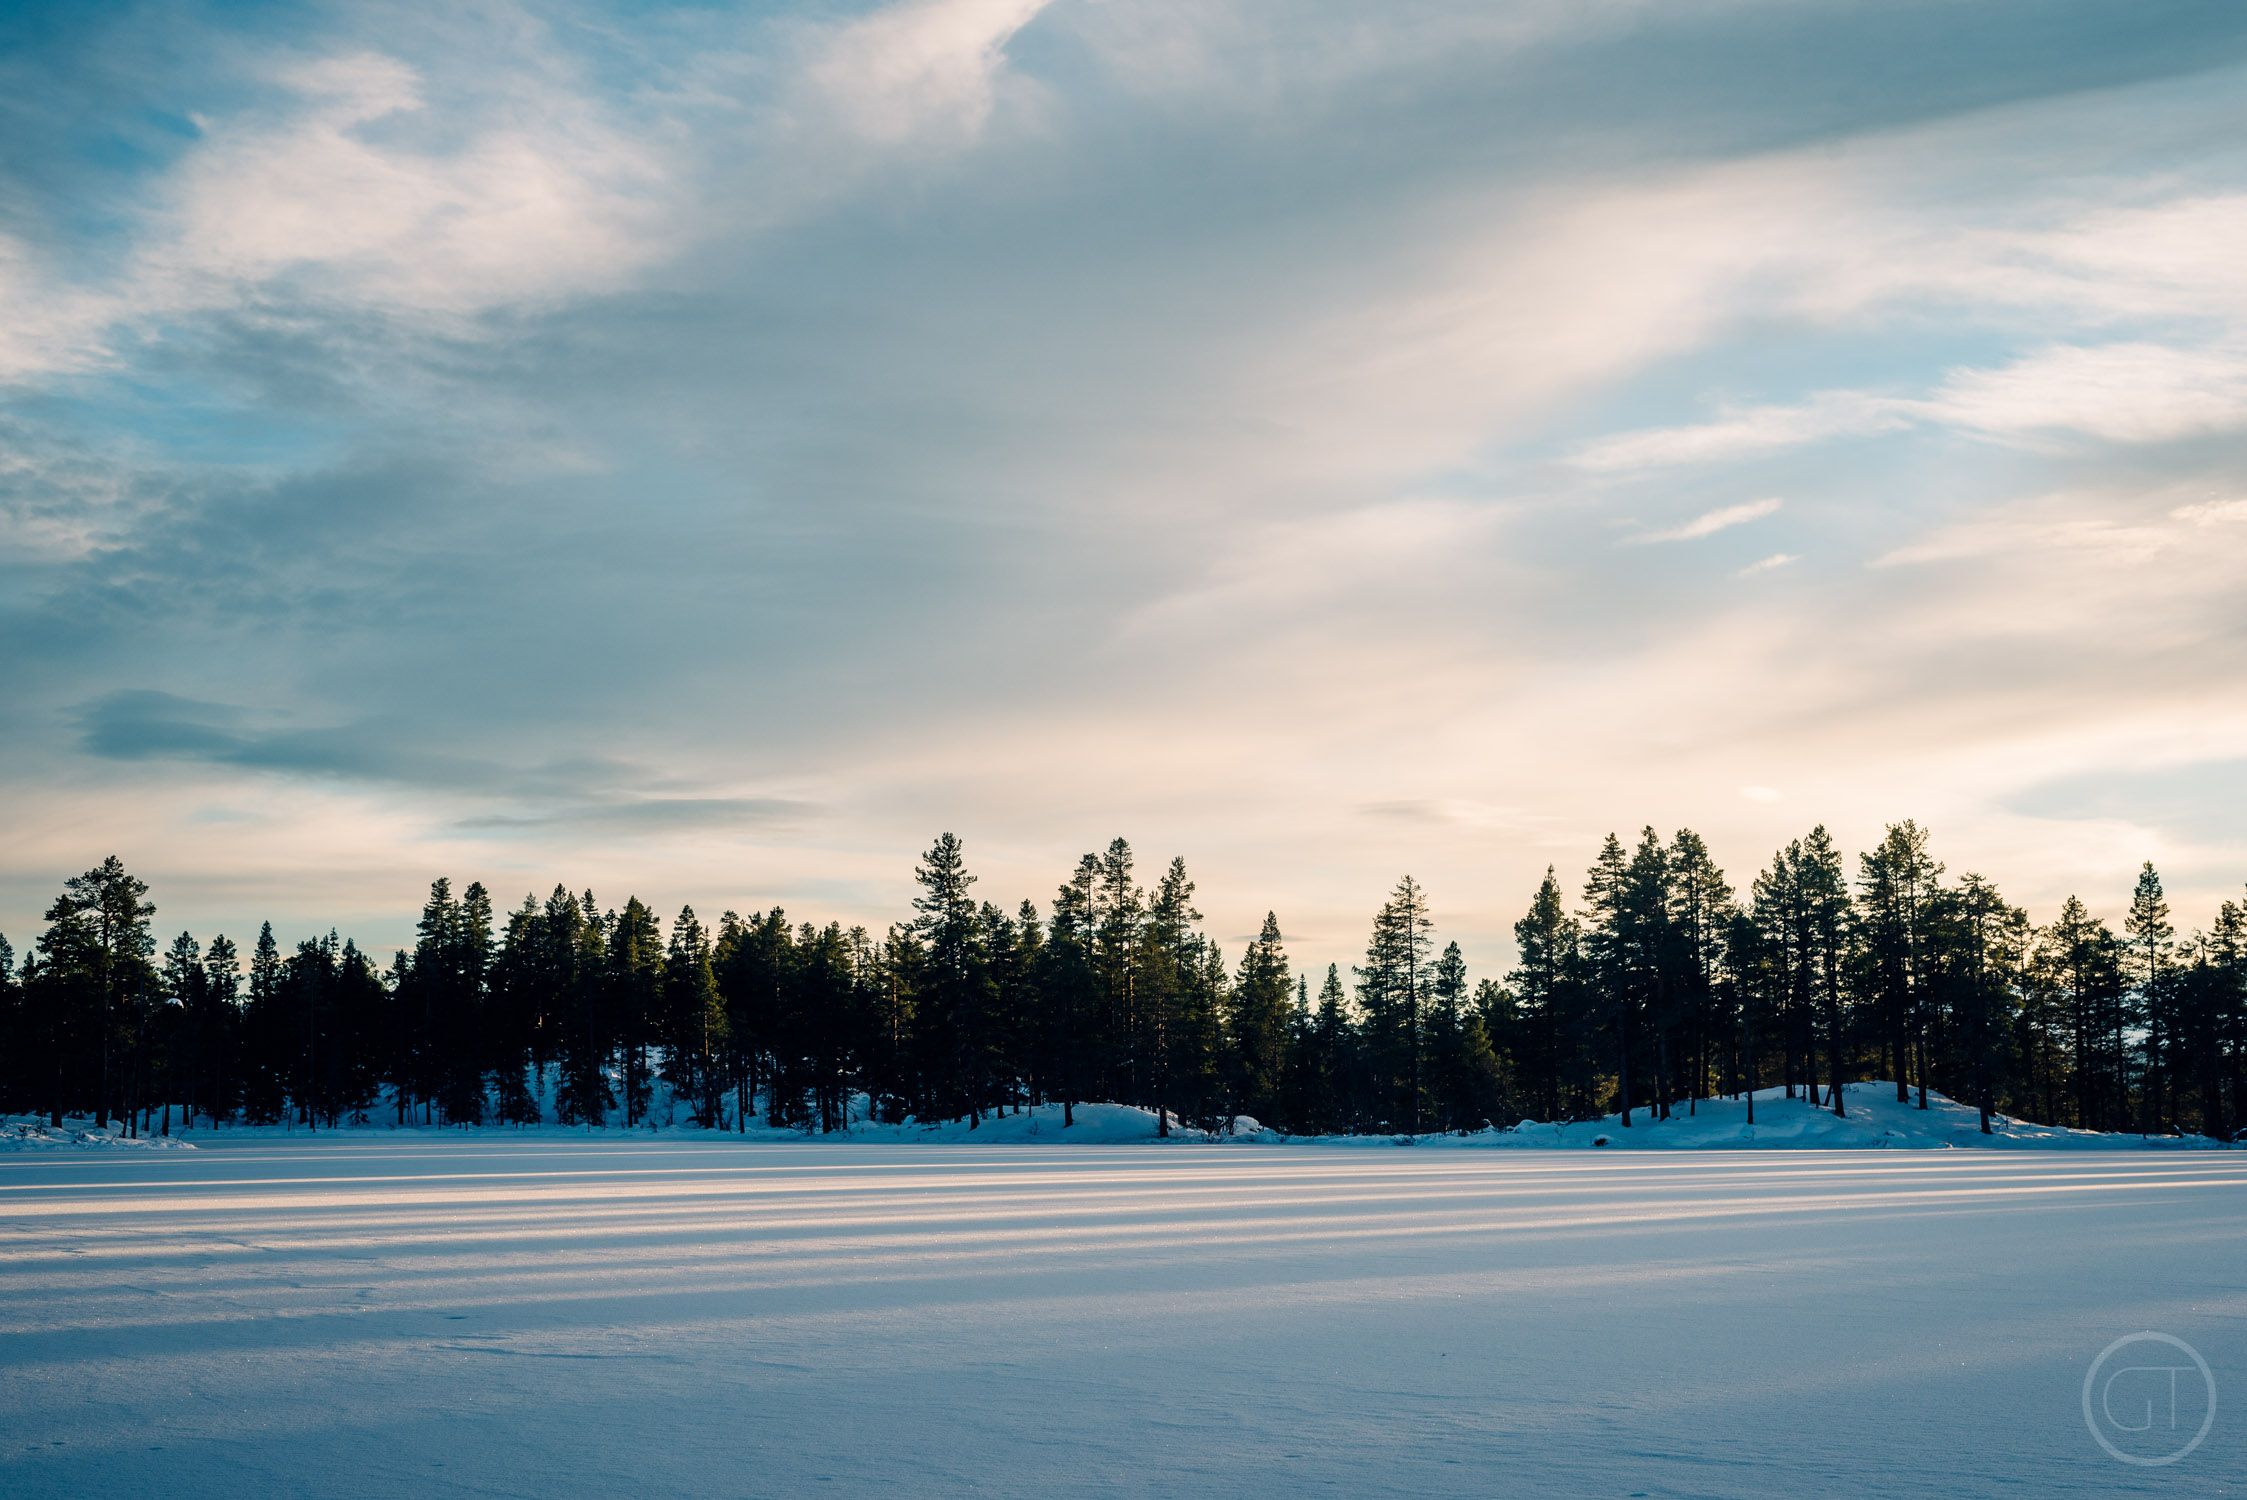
[3,823,2242,1140]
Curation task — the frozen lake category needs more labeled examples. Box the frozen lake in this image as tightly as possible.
[3,1138,2240,1496]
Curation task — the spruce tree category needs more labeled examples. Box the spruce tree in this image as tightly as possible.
[1508,868,1582,1121]
[1581,835,1639,1124]
[1311,963,1353,1132]
[1228,912,1293,1124]
[201,934,240,1126]
[609,897,662,1126]
[664,906,726,1127]
[1798,826,1851,1117]
[1357,876,1433,1133]
[1039,856,1100,1128]
[1666,831,1735,1114]
[1858,822,1942,1104]
[2124,862,2174,1132]
[911,834,989,1125]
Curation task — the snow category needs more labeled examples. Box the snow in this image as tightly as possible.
[1,1120,198,1152]
[9,1081,2225,1153]
[1459,1081,2234,1150]
[3,1131,2240,1496]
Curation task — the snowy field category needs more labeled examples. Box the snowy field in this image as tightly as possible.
[4,1136,2241,1497]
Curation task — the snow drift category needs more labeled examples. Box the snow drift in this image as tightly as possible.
[11,1082,2229,1150]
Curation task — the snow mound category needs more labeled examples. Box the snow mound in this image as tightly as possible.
[831,1102,1198,1144]
[2,1119,198,1151]
[1375,1082,2231,1151]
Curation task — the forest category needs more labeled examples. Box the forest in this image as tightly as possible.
[3,823,2242,1142]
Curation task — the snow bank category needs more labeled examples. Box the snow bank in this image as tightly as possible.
[17,1083,2227,1150]
[1,1119,198,1151]
[844,1083,2229,1149]
[1387,1080,2229,1150]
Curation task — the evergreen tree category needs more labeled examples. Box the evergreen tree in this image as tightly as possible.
[1141,857,1203,1136]
[2124,862,2174,1133]
[609,897,663,1126]
[1228,912,1293,1124]
[1424,940,1503,1131]
[664,906,726,1127]
[1356,875,1434,1132]
[1092,839,1144,1108]
[1940,873,2025,1133]
[1308,963,1354,1133]
[1037,855,1100,1128]
[200,934,241,1126]
[1797,826,1851,1117]
[239,923,289,1124]
[1666,830,1735,1114]
[911,833,990,1125]
[1508,868,1587,1121]
[1858,822,1942,1104]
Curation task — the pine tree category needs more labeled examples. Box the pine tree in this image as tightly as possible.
[1092,840,1144,1107]
[1038,855,1100,1128]
[1581,835,1643,1124]
[664,906,726,1127]
[1858,822,1942,1104]
[1141,857,1202,1136]
[1508,868,1584,1122]
[1424,941,1503,1131]
[239,923,288,1123]
[1357,876,1433,1133]
[1944,873,2025,1133]
[1228,913,1293,1124]
[2125,862,2174,1133]
[200,934,241,1126]
[1621,830,1678,1120]
[609,897,662,1126]
[1310,963,1353,1133]
[1798,826,1851,1117]
[910,834,989,1124]
[1666,831,1735,1114]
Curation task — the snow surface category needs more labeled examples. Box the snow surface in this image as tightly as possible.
[9,1081,2229,1153]
[3,1132,2241,1497]
[1,1120,198,1152]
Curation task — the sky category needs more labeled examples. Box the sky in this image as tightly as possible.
[4,0,2247,978]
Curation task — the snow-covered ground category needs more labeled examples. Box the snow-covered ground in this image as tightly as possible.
[3,1134,2240,1497]
[10,1081,2230,1150]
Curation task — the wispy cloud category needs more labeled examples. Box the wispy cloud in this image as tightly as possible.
[1627,498,1781,544]
[1931,342,2247,444]
[1577,396,1910,472]
[1737,552,1797,576]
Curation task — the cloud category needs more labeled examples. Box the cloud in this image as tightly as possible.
[0,25,674,389]
[1577,396,1911,472]
[808,0,1051,145]
[2173,497,2247,525]
[75,690,509,790]
[1872,504,2176,570]
[151,50,670,317]
[2007,757,2247,847]
[1929,342,2247,444]
[1737,552,1797,576]
[1574,342,2247,474]
[452,798,819,836]
[1627,498,1781,544]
